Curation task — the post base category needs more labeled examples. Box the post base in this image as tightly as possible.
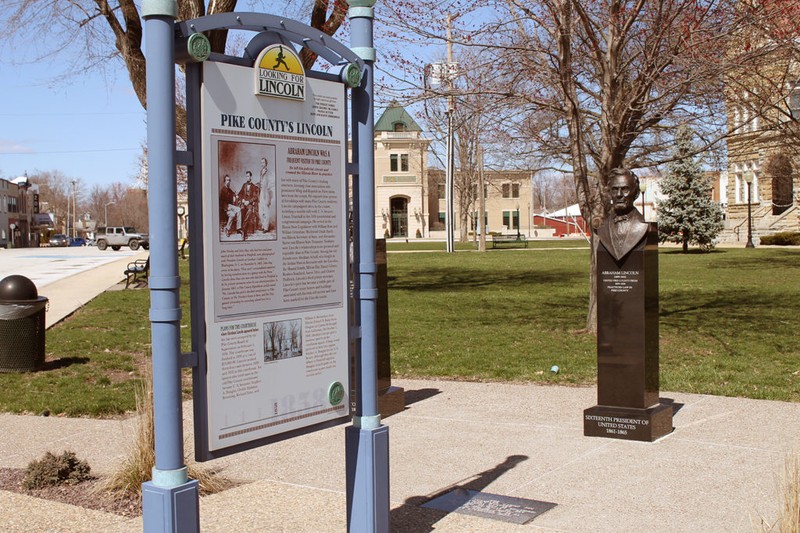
[584,403,673,442]
[142,479,200,532]
[346,425,390,532]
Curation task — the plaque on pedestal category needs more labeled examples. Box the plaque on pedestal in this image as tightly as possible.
[584,169,672,442]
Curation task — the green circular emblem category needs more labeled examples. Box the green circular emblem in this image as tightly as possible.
[328,381,345,406]
[342,63,362,88]
[187,33,211,62]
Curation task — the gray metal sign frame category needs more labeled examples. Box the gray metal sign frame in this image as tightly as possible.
[143,2,388,531]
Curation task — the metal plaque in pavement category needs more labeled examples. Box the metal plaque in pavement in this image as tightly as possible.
[422,488,557,525]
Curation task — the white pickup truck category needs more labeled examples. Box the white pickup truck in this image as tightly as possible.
[95,226,149,251]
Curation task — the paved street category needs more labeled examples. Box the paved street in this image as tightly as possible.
[0,246,147,327]
[0,246,140,289]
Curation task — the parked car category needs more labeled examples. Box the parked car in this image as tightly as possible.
[95,226,149,251]
[69,237,87,247]
[49,234,69,247]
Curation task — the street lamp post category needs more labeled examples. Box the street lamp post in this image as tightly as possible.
[71,180,77,239]
[527,202,531,237]
[104,201,115,227]
[424,17,459,253]
[516,203,521,238]
[744,172,755,248]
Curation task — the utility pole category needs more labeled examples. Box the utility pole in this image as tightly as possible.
[445,15,456,253]
[71,180,77,239]
[66,188,70,237]
[478,145,486,252]
[530,172,534,237]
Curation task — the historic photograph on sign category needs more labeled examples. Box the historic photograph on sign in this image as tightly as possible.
[217,140,277,242]
[263,318,302,362]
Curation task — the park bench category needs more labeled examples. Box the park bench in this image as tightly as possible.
[490,234,529,248]
[124,257,150,288]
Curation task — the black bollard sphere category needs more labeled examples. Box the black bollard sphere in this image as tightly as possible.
[0,275,39,301]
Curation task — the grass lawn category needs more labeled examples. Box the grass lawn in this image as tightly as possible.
[0,260,192,417]
[387,246,800,401]
[0,245,797,417]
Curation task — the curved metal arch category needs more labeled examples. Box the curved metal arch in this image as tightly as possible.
[176,12,364,71]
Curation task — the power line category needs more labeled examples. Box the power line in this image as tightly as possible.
[0,112,144,117]
[0,147,140,155]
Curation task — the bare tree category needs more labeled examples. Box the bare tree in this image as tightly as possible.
[289,320,301,352]
[722,3,800,157]
[2,1,352,142]
[383,0,785,331]
[29,171,84,234]
[275,323,288,357]
[104,183,149,230]
[422,47,529,241]
[265,321,281,360]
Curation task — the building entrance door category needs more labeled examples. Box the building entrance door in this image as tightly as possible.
[390,197,408,238]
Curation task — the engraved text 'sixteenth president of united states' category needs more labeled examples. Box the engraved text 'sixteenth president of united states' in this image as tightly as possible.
[597,168,649,262]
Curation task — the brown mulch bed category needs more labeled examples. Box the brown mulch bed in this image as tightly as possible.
[0,468,141,517]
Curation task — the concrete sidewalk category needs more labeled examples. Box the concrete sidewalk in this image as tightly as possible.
[42,251,148,328]
[1,256,798,531]
[2,379,798,532]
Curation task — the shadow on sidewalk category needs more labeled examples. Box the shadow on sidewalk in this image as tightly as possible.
[391,454,528,532]
[402,388,441,407]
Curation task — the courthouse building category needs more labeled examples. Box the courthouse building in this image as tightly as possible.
[373,104,431,239]
[719,31,800,243]
[372,103,546,239]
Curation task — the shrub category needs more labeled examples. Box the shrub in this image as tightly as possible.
[23,451,92,489]
[759,232,800,246]
[759,453,800,532]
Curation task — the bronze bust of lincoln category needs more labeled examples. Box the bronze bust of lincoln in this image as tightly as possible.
[597,168,649,261]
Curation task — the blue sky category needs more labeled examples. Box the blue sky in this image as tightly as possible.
[0,57,146,188]
[0,3,442,190]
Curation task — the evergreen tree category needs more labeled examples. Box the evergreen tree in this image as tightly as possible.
[657,127,724,252]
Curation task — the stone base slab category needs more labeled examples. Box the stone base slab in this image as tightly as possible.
[584,403,673,442]
[378,386,405,418]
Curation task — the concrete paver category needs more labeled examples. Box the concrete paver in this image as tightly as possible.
[3,379,796,532]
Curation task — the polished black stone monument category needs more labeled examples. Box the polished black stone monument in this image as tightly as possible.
[584,169,673,442]
[375,239,404,417]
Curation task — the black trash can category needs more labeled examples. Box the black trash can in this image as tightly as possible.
[0,275,48,372]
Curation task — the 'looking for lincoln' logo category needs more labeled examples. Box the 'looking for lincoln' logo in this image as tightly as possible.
[254,44,306,101]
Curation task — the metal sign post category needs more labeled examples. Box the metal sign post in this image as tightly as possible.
[346,1,390,531]
[141,1,200,531]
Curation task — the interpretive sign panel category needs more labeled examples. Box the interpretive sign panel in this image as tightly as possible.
[200,58,350,452]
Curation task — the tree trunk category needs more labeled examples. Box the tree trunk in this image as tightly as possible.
[683,235,689,253]
[556,0,598,333]
[586,232,599,333]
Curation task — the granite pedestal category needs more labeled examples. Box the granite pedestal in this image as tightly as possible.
[584,224,673,442]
